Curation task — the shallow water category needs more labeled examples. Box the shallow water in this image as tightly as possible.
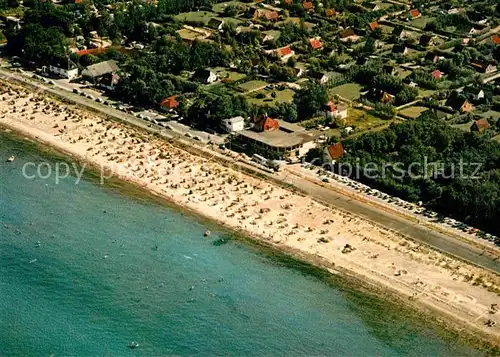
[0,134,481,356]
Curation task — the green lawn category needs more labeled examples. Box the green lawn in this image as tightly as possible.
[399,106,429,119]
[330,83,363,101]
[277,17,315,29]
[324,108,400,138]
[212,1,247,13]
[211,67,247,82]
[480,110,500,121]
[175,11,216,24]
[247,88,295,106]
[410,16,433,29]
[451,121,473,132]
[493,134,500,142]
[238,80,268,92]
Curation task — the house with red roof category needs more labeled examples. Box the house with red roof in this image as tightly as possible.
[325,8,336,17]
[275,46,295,62]
[489,35,500,46]
[324,142,345,161]
[303,1,313,11]
[368,22,379,31]
[309,38,322,50]
[254,116,280,132]
[470,118,489,133]
[431,70,442,79]
[409,9,421,19]
[159,95,179,110]
[323,101,348,120]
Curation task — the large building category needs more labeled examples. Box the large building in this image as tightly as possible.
[234,116,317,159]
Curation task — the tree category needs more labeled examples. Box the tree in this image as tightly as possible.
[294,82,329,120]
[363,37,376,54]
[7,24,68,65]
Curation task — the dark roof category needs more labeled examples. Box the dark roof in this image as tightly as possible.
[207,18,224,29]
[445,95,468,110]
[309,71,327,80]
[192,68,214,80]
[392,26,404,36]
[52,58,77,70]
[419,34,434,46]
[339,28,356,38]
[392,44,407,54]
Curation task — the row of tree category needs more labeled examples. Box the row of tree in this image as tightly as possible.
[338,115,500,235]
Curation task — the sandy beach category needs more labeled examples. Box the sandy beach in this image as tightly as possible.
[1,81,499,346]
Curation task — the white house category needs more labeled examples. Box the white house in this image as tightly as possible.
[48,59,79,80]
[222,116,245,133]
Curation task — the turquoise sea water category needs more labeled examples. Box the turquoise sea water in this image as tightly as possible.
[0,134,481,356]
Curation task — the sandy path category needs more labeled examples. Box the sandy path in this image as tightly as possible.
[1,82,499,345]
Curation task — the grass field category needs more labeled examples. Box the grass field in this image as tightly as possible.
[238,80,268,92]
[277,17,315,29]
[212,1,248,13]
[325,108,399,138]
[410,16,433,29]
[177,28,210,41]
[451,121,473,132]
[330,83,363,101]
[399,106,429,119]
[480,110,500,121]
[247,88,295,106]
[175,11,216,24]
[211,67,247,82]
[493,134,500,142]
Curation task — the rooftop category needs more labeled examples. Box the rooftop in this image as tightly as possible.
[238,129,315,148]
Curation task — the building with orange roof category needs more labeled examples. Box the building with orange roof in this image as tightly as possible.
[409,9,421,19]
[489,34,500,45]
[159,95,179,110]
[325,8,336,17]
[309,38,322,50]
[303,1,313,11]
[275,46,295,62]
[368,22,379,31]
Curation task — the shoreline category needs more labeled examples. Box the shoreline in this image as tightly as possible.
[1,83,499,351]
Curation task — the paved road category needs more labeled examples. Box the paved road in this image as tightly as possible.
[279,170,500,273]
[2,68,499,274]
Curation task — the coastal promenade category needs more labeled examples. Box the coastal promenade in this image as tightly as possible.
[1,68,499,275]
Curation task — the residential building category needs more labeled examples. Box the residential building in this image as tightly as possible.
[463,87,485,101]
[207,18,224,31]
[192,69,218,83]
[48,58,78,80]
[431,70,442,79]
[323,101,348,120]
[303,1,313,11]
[159,95,180,111]
[489,35,500,46]
[419,34,434,47]
[445,96,473,112]
[408,9,421,19]
[368,22,379,32]
[392,44,409,56]
[424,52,440,63]
[275,46,295,62]
[470,118,489,133]
[81,60,119,83]
[471,61,497,74]
[392,27,409,40]
[309,71,329,84]
[324,142,345,162]
[309,38,322,50]
[99,72,120,91]
[339,28,359,42]
[325,8,337,17]
[222,116,245,133]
